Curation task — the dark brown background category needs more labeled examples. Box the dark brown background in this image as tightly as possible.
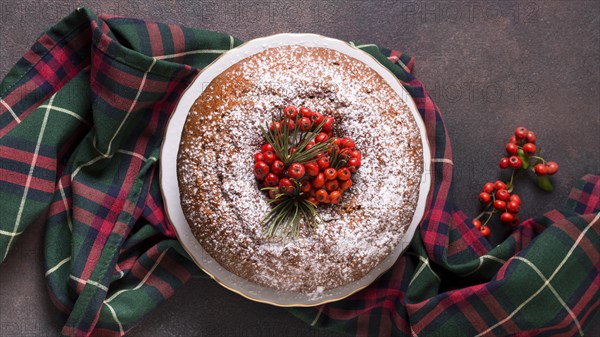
[0,1,598,336]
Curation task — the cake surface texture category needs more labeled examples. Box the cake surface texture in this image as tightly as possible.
[177,45,424,293]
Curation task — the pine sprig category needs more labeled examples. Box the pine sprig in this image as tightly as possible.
[260,111,333,166]
[261,181,320,240]
[329,140,350,169]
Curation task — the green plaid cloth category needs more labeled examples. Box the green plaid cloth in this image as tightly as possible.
[0,8,598,337]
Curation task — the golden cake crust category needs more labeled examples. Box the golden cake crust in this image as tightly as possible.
[177,46,423,293]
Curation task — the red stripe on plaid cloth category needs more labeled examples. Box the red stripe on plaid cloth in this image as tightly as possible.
[169,25,186,59]
[0,168,55,194]
[569,182,600,214]
[0,145,57,169]
[147,23,165,57]
[72,182,117,208]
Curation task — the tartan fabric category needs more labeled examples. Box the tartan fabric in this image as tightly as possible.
[0,8,598,337]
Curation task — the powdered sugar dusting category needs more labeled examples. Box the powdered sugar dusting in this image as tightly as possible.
[177,46,423,293]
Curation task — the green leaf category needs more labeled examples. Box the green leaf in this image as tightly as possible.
[537,175,554,192]
[517,148,530,169]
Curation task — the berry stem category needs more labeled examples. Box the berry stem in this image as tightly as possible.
[481,209,496,227]
[507,169,518,193]
[475,200,495,220]
[530,156,546,163]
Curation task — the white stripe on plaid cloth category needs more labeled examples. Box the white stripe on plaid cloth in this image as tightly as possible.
[0,97,21,123]
[475,212,600,337]
[38,105,90,126]
[514,256,584,336]
[105,247,170,303]
[69,274,109,292]
[46,256,71,277]
[102,58,156,157]
[2,94,55,260]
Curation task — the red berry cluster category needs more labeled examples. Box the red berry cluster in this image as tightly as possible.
[499,127,558,177]
[253,106,361,206]
[473,127,559,238]
[473,180,521,237]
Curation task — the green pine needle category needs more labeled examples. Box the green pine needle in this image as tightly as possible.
[261,183,320,241]
[258,108,333,240]
[260,110,333,167]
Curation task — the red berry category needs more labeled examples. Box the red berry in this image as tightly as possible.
[500,212,515,223]
[495,180,507,190]
[299,107,312,118]
[327,144,340,156]
[254,152,264,163]
[348,157,361,168]
[515,127,528,139]
[300,180,312,193]
[546,161,559,175]
[278,178,294,193]
[507,201,520,213]
[324,168,338,180]
[499,157,509,169]
[337,168,351,180]
[509,194,521,204]
[534,163,547,176]
[325,180,339,192]
[508,136,517,144]
[298,117,312,132]
[340,179,353,190]
[472,219,482,229]
[254,161,270,180]
[305,162,319,177]
[494,200,506,210]
[341,137,355,149]
[506,143,518,155]
[263,150,277,164]
[264,173,279,187]
[269,122,281,133]
[315,189,328,203]
[268,189,278,199]
[508,155,522,169]
[317,157,330,170]
[306,196,319,206]
[329,190,342,204]
[523,143,536,155]
[350,150,361,160]
[286,119,295,131]
[288,163,305,179]
[315,132,329,143]
[284,106,298,120]
[496,189,510,201]
[310,111,324,125]
[261,144,273,153]
[479,192,491,204]
[526,131,536,143]
[271,160,285,176]
[322,117,335,132]
[312,173,326,188]
[483,182,495,194]
[333,138,343,147]
[480,226,491,237]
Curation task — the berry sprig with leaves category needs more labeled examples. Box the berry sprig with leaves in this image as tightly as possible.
[473,127,559,237]
[253,106,362,240]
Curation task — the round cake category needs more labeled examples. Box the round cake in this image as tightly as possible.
[177,45,423,294]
